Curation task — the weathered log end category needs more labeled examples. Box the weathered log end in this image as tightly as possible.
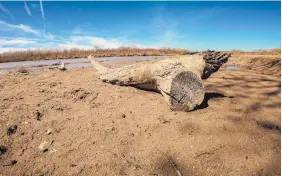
[161,71,205,112]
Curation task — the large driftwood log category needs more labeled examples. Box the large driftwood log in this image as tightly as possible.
[88,51,230,111]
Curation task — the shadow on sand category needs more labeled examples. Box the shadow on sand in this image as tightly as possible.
[193,92,234,111]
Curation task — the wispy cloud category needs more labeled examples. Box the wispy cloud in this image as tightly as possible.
[0,37,60,53]
[0,34,161,53]
[0,20,40,36]
[150,5,183,47]
[0,38,37,46]
[0,20,54,40]
[58,42,94,50]
[24,1,32,16]
[0,3,14,20]
[70,36,123,49]
[0,37,43,53]
[39,0,45,21]
[148,5,228,49]
[0,47,32,53]
[72,28,82,35]
[44,32,55,40]
[71,23,99,35]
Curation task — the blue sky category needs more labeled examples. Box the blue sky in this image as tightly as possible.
[0,1,280,52]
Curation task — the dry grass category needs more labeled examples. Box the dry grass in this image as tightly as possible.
[0,47,188,63]
[228,49,281,76]
[1,47,280,63]
[229,48,281,56]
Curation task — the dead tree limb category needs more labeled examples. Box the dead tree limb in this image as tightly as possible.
[88,51,230,111]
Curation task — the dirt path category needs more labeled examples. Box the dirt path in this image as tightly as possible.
[0,55,280,176]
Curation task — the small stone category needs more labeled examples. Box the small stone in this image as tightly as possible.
[0,145,8,156]
[70,164,76,167]
[3,160,17,167]
[121,114,126,118]
[46,129,52,135]
[39,89,45,93]
[7,125,17,135]
[38,141,50,152]
[35,110,43,121]
[162,119,170,124]
[49,149,57,153]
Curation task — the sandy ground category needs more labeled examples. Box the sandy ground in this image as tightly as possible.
[0,54,280,176]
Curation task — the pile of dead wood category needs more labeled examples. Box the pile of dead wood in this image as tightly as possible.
[88,50,231,112]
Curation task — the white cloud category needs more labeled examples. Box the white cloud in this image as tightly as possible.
[0,20,55,40]
[0,20,40,35]
[0,47,31,53]
[24,1,32,16]
[44,32,55,40]
[0,27,164,53]
[69,36,164,49]
[39,0,45,21]
[0,38,164,54]
[58,42,93,50]
[72,28,82,34]
[70,36,122,48]
[0,38,37,46]
[0,42,92,53]
[0,3,14,20]
[0,40,60,53]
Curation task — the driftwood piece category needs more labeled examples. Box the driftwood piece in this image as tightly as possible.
[88,51,230,111]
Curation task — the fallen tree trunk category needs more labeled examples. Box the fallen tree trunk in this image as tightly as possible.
[88,51,230,111]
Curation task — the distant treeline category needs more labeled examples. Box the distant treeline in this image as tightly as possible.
[0,47,189,63]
